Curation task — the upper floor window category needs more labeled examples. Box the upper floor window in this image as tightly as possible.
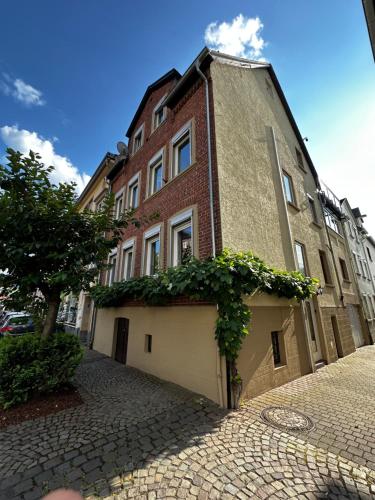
[133,124,144,154]
[367,247,373,262]
[295,242,308,276]
[282,171,295,205]
[152,95,167,131]
[339,258,350,281]
[319,250,333,285]
[352,252,360,275]
[127,173,140,209]
[296,148,304,171]
[114,190,124,219]
[121,240,134,281]
[148,150,164,197]
[107,252,117,286]
[324,209,342,235]
[143,225,161,276]
[172,122,193,177]
[307,194,319,224]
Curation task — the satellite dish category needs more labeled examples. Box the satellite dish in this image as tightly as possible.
[116,141,128,156]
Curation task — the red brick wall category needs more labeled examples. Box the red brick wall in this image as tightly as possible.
[111,71,221,278]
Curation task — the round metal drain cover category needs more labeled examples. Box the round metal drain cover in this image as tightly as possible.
[260,406,314,431]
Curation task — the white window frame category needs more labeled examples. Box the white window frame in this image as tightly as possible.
[282,171,295,205]
[148,149,164,197]
[114,188,125,219]
[132,123,144,154]
[107,250,118,286]
[171,121,193,177]
[143,225,161,276]
[127,172,140,209]
[170,209,194,267]
[295,241,308,276]
[121,238,135,281]
[152,94,167,131]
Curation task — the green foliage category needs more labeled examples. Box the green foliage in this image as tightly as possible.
[0,149,151,336]
[91,249,318,363]
[0,332,83,409]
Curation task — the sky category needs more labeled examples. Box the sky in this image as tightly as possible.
[0,0,374,234]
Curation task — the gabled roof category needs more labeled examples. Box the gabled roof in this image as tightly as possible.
[165,47,319,186]
[126,69,181,138]
[77,152,116,205]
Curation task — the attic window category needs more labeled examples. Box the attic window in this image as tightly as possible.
[152,94,167,131]
[133,124,144,154]
[296,148,305,171]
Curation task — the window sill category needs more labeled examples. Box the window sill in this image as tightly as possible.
[143,162,197,204]
[130,145,144,159]
[312,221,323,229]
[287,201,300,212]
[324,283,335,288]
[297,165,307,174]
[150,119,166,137]
[274,363,287,371]
[343,279,352,284]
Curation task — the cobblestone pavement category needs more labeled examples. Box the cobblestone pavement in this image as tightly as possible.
[1,347,375,499]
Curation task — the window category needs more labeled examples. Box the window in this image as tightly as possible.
[152,95,167,131]
[107,253,117,285]
[145,334,152,353]
[295,242,308,275]
[127,174,140,209]
[296,148,304,171]
[173,220,192,266]
[147,237,160,275]
[172,123,192,176]
[319,250,333,284]
[121,242,134,281]
[308,195,319,224]
[367,247,373,262]
[282,171,295,204]
[133,124,144,154]
[148,151,164,196]
[271,331,285,367]
[360,259,367,278]
[114,192,124,219]
[324,209,342,234]
[352,252,361,275]
[339,258,350,281]
[347,221,354,238]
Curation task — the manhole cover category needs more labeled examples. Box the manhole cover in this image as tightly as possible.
[260,406,314,431]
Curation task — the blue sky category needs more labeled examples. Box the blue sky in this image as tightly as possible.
[1,1,374,232]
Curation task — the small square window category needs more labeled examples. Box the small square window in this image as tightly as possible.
[282,172,295,205]
[296,148,304,171]
[339,258,350,281]
[271,331,285,367]
[145,334,152,353]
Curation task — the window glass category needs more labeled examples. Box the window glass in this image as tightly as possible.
[309,198,319,223]
[134,130,143,152]
[177,225,192,265]
[295,242,307,275]
[149,238,160,275]
[115,195,123,219]
[176,134,191,173]
[122,248,133,280]
[319,251,332,284]
[282,172,294,204]
[129,182,139,209]
[108,256,117,285]
[150,158,163,195]
[154,107,164,128]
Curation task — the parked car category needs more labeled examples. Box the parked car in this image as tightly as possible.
[0,314,34,337]
[0,311,26,328]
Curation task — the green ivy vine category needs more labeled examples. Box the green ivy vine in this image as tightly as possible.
[91,249,318,365]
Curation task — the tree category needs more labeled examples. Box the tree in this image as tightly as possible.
[0,148,146,338]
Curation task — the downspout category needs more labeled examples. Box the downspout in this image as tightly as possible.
[195,57,225,406]
[270,126,316,373]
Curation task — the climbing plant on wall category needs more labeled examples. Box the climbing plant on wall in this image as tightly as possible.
[91,249,318,406]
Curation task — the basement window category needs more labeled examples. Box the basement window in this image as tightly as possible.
[145,334,152,353]
[271,331,285,367]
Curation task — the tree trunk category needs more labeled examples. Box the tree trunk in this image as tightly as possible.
[41,298,60,339]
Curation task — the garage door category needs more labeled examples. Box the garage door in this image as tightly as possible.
[347,304,365,348]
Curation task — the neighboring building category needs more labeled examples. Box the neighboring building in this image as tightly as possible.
[340,199,375,342]
[363,0,375,60]
[90,48,369,407]
[60,152,116,343]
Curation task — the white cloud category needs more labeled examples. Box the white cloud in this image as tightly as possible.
[205,14,266,60]
[0,73,45,106]
[0,125,90,193]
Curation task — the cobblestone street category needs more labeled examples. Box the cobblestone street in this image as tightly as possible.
[1,347,375,499]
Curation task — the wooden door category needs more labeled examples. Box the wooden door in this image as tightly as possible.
[115,318,129,364]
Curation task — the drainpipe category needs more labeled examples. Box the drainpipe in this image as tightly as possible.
[269,126,316,374]
[195,58,216,257]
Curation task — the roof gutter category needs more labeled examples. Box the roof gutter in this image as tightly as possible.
[195,56,216,257]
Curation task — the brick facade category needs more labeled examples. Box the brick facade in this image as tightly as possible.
[110,72,220,279]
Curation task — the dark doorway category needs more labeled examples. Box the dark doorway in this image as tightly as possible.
[331,316,343,358]
[114,318,129,364]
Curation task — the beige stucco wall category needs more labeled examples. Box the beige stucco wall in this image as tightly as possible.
[238,304,310,399]
[93,305,226,405]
